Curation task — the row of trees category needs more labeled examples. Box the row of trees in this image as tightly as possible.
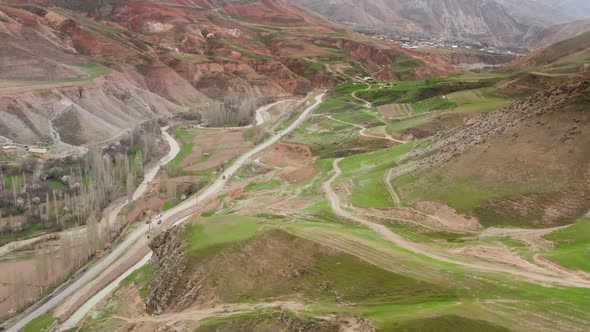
[0,121,161,234]
[1,121,163,318]
[201,91,258,127]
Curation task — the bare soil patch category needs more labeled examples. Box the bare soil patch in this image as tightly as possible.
[261,142,317,183]
[415,201,482,231]
[233,195,316,216]
[449,245,550,274]
[378,103,413,118]
[181,128,254,172]
[0,249,66,317]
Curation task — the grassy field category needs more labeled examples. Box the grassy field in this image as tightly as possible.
[392,96,590,228]
[71,69,590,331]
[244,179,283,192]
[181,215,456,307]
[120,264,153,299]
[163,198,181,211]
[182,215,263,258]
[168,143,194,168]
[544,218,590,272]
[336,143,413,208]
[76,212,590,332]
[390,315,510,332]
[20,314,57,332]
[175,124,193,141]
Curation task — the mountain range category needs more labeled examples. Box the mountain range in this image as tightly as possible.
[287,0,587,47]
[0,0,446,147]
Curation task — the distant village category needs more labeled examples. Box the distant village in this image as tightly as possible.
[339,22,528,56]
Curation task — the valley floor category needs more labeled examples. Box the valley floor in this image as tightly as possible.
[55,75,590,332]
[9,72,590,331]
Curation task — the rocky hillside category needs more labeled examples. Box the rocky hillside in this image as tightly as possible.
[0,0,442,147]
[395,79,590,227]
[524,18,590,50]
[287,0,569,47]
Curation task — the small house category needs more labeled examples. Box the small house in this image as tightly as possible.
[2,146,17,153]
[28,147,51,159]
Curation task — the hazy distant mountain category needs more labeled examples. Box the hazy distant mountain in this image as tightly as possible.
[535,0,590,19]
[287,0,571,46]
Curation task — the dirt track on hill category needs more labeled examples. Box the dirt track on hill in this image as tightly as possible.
[351,86,372,109]
[323,158,590,289]
[317,114,407,144]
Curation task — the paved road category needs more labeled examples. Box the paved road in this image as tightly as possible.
[6,93,324,331]
[323,158,590,289]
[59,94,323,329]
[60,253,153,330]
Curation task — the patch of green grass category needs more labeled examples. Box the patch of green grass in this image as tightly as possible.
[169,143,194,168]
[201,209,217,217]
[5,175,23,190]
[389,315,510,332]
[337,142,413,208]
[163,198,181,211]
[0,223,42,246]
[195,310,337,332]
[358,79,499,108]
[82,175,92,186]
[190,224,456,306]
[393,169,546,227]
[242,127,256,142]
[183,215,263,258]
[313,82,368,114]
[175,125,193,141]
[385,113,438,133]
[305,253,456,305]
[46,179,66,191]
[543,218,590,272]
[127,143,143,157]
[121,264,153,299]
[445,87,512,113]
[21,314,57,332]
[77,62,110,79]
[0,253,35,263]
[244,179,283,192]
[182,166,218,176]
[412,96,456,114]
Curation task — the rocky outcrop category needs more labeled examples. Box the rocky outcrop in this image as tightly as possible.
[144,227,189,315]
[398,79,590,172]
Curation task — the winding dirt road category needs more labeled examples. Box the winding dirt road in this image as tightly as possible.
[351,85,372,109]
[323,158,590,289]
[318,114,407,144]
